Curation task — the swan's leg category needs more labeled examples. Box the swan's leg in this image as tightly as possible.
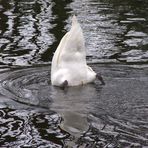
[96,73,105,85]
[60,80,68,89]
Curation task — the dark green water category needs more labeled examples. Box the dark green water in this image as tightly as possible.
[0,0,148,147]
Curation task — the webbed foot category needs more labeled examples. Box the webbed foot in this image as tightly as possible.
[96,73,105,85]
[60,80,68,90]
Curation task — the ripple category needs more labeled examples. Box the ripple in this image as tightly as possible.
[0,0,148,146]
[0,0,148,65]
[0,107,68,147]
[0,64,148,147]
[125,30,147,37]
[118,50,148,63]
[0,67,50,106]
[87,103,148,147]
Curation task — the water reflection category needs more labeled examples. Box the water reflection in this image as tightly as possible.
[0,0,54,65]
[0,107,69,147]
[0,0,148,65]
[0,0,148,147]
[50,84,102,138]
[0,64,148,147]
[71,0,148,63]
[41,0,72,62]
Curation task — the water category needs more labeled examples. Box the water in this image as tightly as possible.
[0,0,148,147]
[0,64,148,147]
[0,0,148,65]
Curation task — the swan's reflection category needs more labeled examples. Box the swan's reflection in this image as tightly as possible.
[50,84,102,137]
[1,65,148,146]
[1,67,103,137]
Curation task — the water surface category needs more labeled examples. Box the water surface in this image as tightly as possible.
[0,0,148,65]
[0,64,148,147]
[0,0,148,147]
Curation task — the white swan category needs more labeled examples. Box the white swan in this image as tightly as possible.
[51,16,104,87]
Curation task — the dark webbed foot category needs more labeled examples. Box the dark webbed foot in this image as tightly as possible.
[96,73,105,85]
[60,80,68,90]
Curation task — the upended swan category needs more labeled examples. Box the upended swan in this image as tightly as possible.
[51,16,105,87]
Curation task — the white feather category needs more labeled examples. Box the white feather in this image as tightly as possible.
[51,16,96,86]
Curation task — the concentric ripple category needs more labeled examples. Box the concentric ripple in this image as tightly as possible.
[0,66,51,106]
[0,64,148,147]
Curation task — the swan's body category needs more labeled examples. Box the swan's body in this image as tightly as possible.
[51,16,97,86]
